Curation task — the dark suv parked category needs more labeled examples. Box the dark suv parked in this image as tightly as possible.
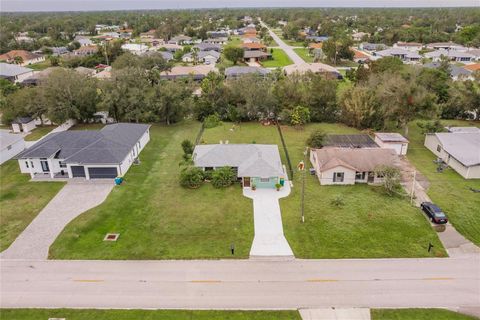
[420,202,448,224]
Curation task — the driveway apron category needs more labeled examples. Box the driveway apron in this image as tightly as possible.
[1,180,114,260]
[244,182,294,258]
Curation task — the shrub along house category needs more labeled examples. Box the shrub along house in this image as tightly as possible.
[193,144,286,188]
[16,123,150,180]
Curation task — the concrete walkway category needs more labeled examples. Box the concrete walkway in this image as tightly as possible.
[260,21,305,65]
[300,308,371,320]
[243,182,294,258]
[1,180,114,260]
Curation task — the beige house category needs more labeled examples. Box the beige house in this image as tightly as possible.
[310,148,398,185]
[424,129,480,179]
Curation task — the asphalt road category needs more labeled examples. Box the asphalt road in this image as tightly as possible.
[260,21,305,65]
[1,257,479,309]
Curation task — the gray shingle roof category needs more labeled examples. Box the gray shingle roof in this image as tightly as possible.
[0,63,33,77]
[193,144,285,178]
[225,66,271,77]
[434,132,480,166]
[16,123,150,164]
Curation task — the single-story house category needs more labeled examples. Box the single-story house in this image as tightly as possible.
[158,43,183,52]
[225,66,271,79]
[283,62,342,79]
[49,46,69,56]
[74,36,93,46]
[121,43,149,55]
[374,48,422,63]
[353,48,370,63]
[424,129,480,179]
[393,42,423,52]
[359,43,387,52]
[0,50,45,66]
[242,37,261,44]
[242,42,267,51]
[193,144,286,189]
[243,50,272,63]
[12,117,36,133]
[425,50,474,63]
[21,67,61,86]
[158,51,174,61]
[426,42,466,51]
[352,32,368,42]
[194,43,222,52]
[168,35,193,45]
[0,130,26,165]
[374,133,409,155]
[424,62,474,81]
[159,65,218,81]
[306,35,329,43]
[0,63,34,83]
[16,123,150,180]
[182,50,220,65]
[310,148,399,185]
[73,45,98,56]
[204,37,228,45]
[464,63,480,72]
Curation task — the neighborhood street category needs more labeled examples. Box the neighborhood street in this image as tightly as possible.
[1,257,479,310]
[260,21,305,65]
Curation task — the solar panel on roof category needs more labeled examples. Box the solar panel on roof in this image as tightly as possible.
[323,134,378,148]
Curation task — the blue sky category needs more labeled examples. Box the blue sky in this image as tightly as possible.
[1,0,478,11]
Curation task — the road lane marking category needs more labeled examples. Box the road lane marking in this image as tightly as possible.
[422,277,454,281]
[306,279,338,282]
[190,280,221,283]
[73,279,105,283]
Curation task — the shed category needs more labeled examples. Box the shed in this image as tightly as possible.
[374,133,409,155]
[12,117,36,133]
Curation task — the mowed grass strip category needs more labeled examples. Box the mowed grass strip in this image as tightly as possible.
[371,308,478,320]
[24,125,56,141]
[293,48,314,63]
[0,309,302,320]
[403,120,480,246]
[0,161,65,252]
[205,122,446,258]
[49,121,254,259]
[262,48,293,68]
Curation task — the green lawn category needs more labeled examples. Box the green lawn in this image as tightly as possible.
[24,125,56,141]
[27,60,51,70]
[293,48,313,62]
[203,122,446,258]
[0,161,65,252]
[50,121,254,259]
[262,49,293,68]
[284,39,305,47]
[69,123,105,130]
[371,308,478,320]
[227,36,243,47]
[403,120,480,246]
[0,309,301,320]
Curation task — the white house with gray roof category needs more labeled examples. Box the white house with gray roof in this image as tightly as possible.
[16,123,150,180]
[193,144,286,188]
[424,129,480,179]
[0,63,34,83]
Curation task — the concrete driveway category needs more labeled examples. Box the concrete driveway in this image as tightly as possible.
[244,182,294,258]
[1,180,114,260]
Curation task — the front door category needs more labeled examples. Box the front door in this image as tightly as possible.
[40,160,49,172]
[368,172,375,183]
[243,177,251,187]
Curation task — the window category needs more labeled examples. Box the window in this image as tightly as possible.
[260,178,270,183]
[59,161,67,168]
[355,172,366,180]
[437,145,442,152]
[205,167,213,171]
[333,172,344,182]
[25,161,29,168]
[30,161,34,168]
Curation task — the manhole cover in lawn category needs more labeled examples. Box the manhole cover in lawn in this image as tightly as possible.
[104,233,120,241]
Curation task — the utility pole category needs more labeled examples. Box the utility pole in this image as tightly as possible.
[301,147,308,223]
[410,170,416,205]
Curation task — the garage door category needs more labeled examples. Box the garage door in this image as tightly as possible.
[71,166,86,178]
[88,167,117,179]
